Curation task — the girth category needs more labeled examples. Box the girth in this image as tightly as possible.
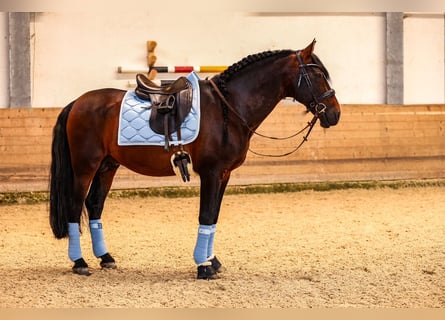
[135,73,193,151]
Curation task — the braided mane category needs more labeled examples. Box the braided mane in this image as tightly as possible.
[213,49,295,96]
[211,49,295,144]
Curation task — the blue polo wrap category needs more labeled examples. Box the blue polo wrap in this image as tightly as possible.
[68,222,82,262]
[207,224,216,258]
[193,224,213,265]
[89,219,108,258]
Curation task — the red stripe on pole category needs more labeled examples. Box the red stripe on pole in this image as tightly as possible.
[175,66,194,73]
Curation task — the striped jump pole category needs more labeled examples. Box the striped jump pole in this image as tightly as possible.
[151,66,227,73]
[117,66,228,74]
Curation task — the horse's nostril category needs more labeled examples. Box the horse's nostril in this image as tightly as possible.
[324,110,340,126]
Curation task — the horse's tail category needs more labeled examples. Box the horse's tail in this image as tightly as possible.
[49,101,75,239]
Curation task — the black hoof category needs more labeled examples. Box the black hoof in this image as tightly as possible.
[197,264,218,280]
[72,258,91,276]
[99,253,116,269]
[209,256,225,273]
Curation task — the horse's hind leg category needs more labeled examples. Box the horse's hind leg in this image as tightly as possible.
[85,157,119,270]
[68,171,97,276]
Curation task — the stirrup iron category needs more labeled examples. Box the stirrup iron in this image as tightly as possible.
[170,150,192,182]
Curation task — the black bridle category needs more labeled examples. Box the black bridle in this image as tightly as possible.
[209,50,336,157]
[295,50,336,120]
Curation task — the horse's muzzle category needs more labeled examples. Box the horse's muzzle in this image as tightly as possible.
[319,109,340,128]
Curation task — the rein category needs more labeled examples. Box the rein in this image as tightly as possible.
[209,49,333,157]
[209,78,321,157]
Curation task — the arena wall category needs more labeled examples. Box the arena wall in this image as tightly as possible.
[0,12,444,108]
[1,103,444,192]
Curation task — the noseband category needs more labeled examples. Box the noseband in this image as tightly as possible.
[295,50,336,119]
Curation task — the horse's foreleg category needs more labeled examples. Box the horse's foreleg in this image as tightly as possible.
[194,170,230,279]
[85,158,119,270]
[205,173,229,273]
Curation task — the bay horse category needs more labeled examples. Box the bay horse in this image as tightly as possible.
[49,40,340,279]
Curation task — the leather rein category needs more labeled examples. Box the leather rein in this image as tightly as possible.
[209,50,335,157]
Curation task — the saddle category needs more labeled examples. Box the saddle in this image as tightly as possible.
[135,73,193,150]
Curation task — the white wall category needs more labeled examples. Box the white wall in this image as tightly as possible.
[404,13,444,104]
[29,12,387,107]
[0,12,442,108]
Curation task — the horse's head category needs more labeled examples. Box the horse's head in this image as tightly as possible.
[290,40,341,128]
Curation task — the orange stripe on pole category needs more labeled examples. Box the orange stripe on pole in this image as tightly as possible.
[200,66,227,73]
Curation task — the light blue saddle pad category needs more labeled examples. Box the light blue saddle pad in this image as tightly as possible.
[118,71,200,146]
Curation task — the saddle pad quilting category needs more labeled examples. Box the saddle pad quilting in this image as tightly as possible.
[118,71,200,146]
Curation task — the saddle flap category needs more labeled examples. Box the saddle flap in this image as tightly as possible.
[147,79,193,136]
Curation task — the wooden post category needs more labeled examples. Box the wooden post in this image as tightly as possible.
[147,40,157,80]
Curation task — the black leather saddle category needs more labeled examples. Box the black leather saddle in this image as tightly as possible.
[135,73,193,150]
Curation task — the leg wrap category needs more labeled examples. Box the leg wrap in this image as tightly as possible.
[89,219,108,258]
[68,223,82,262]
[207,224,216,259]
[193,225,212,265]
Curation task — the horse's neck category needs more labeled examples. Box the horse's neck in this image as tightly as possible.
[228,66,291,130]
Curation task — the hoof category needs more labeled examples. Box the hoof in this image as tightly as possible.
[100,261,117,269]
[209,256,225,273]
[72,258,91,276]
[100,253,117,269]
[197,264,218,280]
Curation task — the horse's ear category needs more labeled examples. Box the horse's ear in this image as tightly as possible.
[301,39,316,58]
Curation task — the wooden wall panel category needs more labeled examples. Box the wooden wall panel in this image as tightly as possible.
[1,104,444,192]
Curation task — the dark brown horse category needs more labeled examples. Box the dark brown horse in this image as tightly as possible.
[49,40,340,279]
